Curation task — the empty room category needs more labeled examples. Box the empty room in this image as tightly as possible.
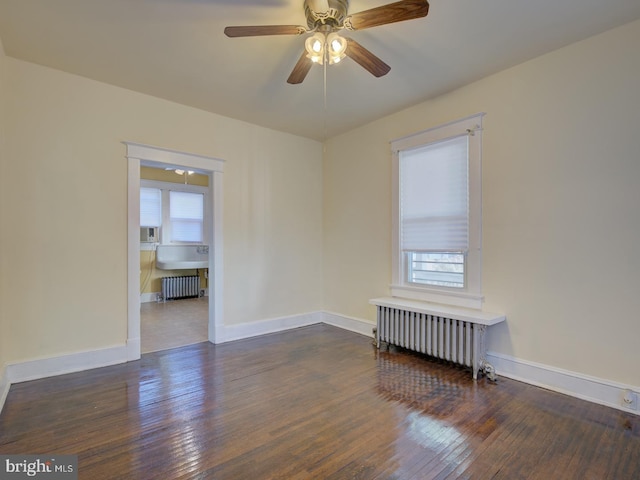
[0,1,639,478]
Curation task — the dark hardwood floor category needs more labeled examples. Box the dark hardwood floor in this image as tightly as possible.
[1,324,638,479]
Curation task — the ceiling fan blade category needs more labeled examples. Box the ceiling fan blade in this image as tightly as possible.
[287,50,313,84]
[344,0,429,31]
[344,38,391,77]
[224,25,307,37]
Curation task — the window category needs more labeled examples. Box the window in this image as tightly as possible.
[169,191,204,242]
[391,114,484,309]
[140,187,162,227]
[407,252,465,288]
[140,180,208,245]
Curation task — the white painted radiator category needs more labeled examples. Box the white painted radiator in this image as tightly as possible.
[371,298,506,380]
[161,275,200,301]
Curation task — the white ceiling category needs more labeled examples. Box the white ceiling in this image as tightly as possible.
[1,0,639,141]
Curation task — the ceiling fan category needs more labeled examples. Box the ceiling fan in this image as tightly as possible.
[224,0,430,84]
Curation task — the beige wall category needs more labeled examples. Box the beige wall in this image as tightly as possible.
[0,38,7,374]
[1,56,323,364]
[323,19,640,386]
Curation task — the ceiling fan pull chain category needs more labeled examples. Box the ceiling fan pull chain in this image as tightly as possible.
[323,55,328,141]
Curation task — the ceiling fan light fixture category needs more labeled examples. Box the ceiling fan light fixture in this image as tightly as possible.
[311,38,323,53]
[305,32,326,64]
[304,31,347,65]
[327,32,347,64]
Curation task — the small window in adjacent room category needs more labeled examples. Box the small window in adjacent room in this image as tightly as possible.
[169,191,204,243]
[140,180,208,245]
[140,187,162,227]
[391,113,484,309]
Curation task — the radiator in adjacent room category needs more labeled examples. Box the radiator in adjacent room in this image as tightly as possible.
[161,275,200,301]
[370,297,505,380]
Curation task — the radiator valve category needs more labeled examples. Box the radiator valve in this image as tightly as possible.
[483,362,497,382]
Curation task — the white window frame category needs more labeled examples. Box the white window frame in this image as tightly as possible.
[140,179,209,247]
[390,113,484,309]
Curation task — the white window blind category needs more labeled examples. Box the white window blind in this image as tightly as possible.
[170,191,204,242]
[391,113,483,307]
[140,187,162,227]
[400,135,469,252]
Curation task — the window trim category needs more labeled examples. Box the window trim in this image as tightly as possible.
[390,113,484,309]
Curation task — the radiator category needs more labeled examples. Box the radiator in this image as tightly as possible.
[161,275,200,301]
[375,304,498,381]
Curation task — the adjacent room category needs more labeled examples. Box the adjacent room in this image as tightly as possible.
[1,0,639,478]
[139,165,210,353]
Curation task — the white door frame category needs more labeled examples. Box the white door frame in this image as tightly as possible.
[124,142,224,360]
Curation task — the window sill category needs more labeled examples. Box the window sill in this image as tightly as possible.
[390,284,484,310]
[371,296,505,326]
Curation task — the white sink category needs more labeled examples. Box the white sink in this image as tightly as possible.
[156,245,209,270]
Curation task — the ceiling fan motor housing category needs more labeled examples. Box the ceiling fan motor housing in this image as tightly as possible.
[304,0,349,30]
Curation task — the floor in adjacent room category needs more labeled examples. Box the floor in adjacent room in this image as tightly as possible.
[140,296,208,353]
[1,324,638,479]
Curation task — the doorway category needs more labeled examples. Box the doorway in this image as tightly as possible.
[139,165,210,352]
[125,142,224,361]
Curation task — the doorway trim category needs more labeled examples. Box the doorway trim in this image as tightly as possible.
[124,141,224,360]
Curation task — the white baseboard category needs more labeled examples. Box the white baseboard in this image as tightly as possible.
[6,344,128,385]
[0,364,9,415]
[2,312,637,418]
[322,311,375,337]
[140,292,159,303]
[127,337,141,361]
[215,311,375,344]
[215,311,324,344]
[141,291,208,303]
[487,351,640,415]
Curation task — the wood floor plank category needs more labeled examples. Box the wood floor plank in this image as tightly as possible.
[1,324,638,479]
